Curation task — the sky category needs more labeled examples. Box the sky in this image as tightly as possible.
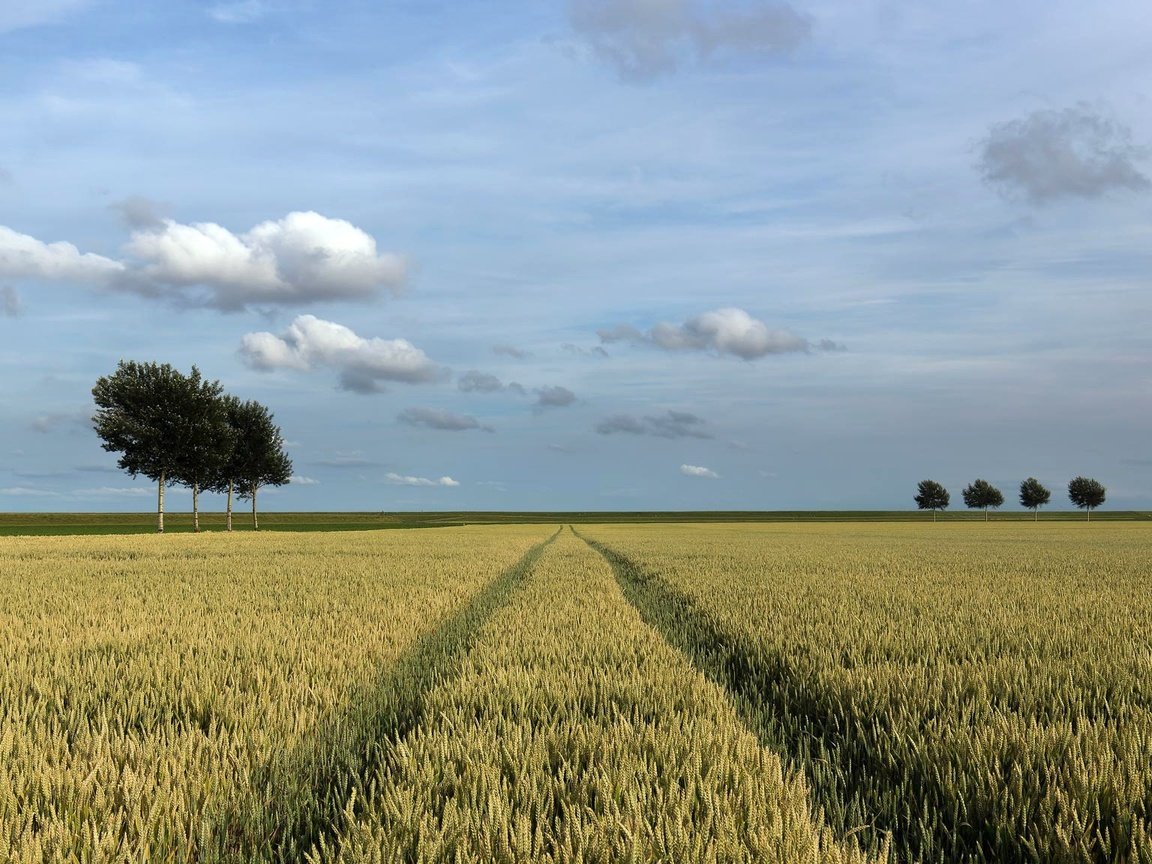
[1,0,1150,512]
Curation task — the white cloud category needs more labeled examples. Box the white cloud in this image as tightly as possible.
[978,103,1150,205]
[600,308,808,359]
[569,0,810,81]
[240,314,442,393]
[680,463,719,478]
[385,473,460,487]
[1,212,404,311]
[122,211,405,310]
[72,487,151,497]
[289,475,320,485]
[0,225,124,283]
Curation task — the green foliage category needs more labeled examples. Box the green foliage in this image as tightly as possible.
[1019,477,1051,513]
[92,360,196,484]
[961,478,1004,515]
[914,479,950,513]
[1068,476,1106,512]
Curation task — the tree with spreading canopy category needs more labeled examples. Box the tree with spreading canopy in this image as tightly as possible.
[962,478,1004,520]
[93,361,227,533]
[914,479,950,521]
[1067,476,1106,521]
[211,397,292,530]
[168,373,234,533]
[1018,477,1051,521]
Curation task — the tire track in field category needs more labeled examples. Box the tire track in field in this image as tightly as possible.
[217,527,562,864]
[574,528,902,863]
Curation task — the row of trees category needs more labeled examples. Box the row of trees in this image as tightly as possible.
[914,477,1107,521]
[92,361,292,532]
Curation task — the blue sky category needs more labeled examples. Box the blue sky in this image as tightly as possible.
[2,0,1150,511]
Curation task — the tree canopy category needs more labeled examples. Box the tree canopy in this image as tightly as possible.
[914,480,950,521]
[93,361,290,532]
[1067,476,1106,521]
[962,479,1004,520]
[1018,478,1051,519]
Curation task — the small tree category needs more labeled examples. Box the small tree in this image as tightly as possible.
[169,370,234,533]
[223,399,292,530]
[1018,477,1051,521]
[962,479,1004,521]
[1067,476,1106,521]
[915,480,950,522]
[92,361,191,533]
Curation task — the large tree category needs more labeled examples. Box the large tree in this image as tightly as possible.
[1067,476,1106,521]
[962,478,1004,521]
[168,372,235,533]
[1018,477,1051,521]
[914,480,950,521]
[215,398,292,530]
[92,361,202,533]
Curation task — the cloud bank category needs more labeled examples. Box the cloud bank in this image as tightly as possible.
[399,407,492,432]
[0,212,405,311]
[600,307,808,359]
[978,104,1150,205]
[385,472,460,487]
[569,0,810,81]
[458,370,526,394]
[240,314,441,393]
[680,463,719,478]
[596,410,711,439]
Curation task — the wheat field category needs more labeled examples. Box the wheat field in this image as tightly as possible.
[1,522,1148,862]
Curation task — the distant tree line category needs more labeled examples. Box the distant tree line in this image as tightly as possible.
[92,361,292,532]
[915,476,1106,522]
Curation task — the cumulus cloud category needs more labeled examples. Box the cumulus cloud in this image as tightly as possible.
[0,486,60,497]
[535,385,577,409]
[978,103,1151,205]
[385,472,460,488]
[492,344,531,359]
[2,284,21,317]
[596,410,712,439]
[680,463,719,478]
[240,314,441,393]
[0,212,405,311]
[569,0,810,82]
[289,475,319,485]
[121,211,406,310]
[0,225,125,283]
[399,407,493,432]
[600,308,808,360]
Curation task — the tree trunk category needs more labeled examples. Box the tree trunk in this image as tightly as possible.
[252,487,259,531]
[985,506,989,522]
[1034,508,1038,522]
[933,509,937,523]
[226,480,233,532]
[157,471,165,534]
[193,482,200,533]
[1087,507,1091,523]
